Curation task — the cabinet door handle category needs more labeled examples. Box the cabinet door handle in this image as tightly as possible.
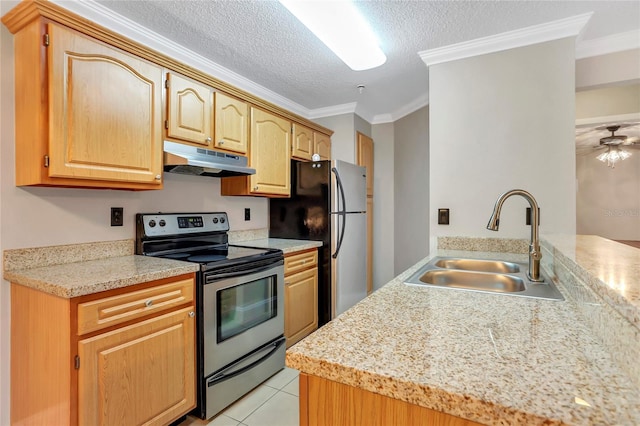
[206,137,212,143]
[188,311,195,318]
[218,140,225,145]
[155,175,161,181]
[145,299,153,307]
[253,186,259,191]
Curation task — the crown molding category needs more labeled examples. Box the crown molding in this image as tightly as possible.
[576,30,640,59]
[49,0,312,119]
[375,92,429,124]
[419,12,593,67]
[308,102,358,120]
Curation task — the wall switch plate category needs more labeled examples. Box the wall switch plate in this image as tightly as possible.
[438,208,450,225]
[244,208,250,221]
[111,207,124,226]
[526,207,540,226]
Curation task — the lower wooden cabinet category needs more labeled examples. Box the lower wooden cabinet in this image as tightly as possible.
[10,274,196,426]
[284,249,318,347]
[299,373,483,426]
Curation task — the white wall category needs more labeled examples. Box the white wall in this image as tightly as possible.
[575,82,640,240]
[576,84,640,119]
[0,12,266,422]
[576,48,640,89]
[393,106,430,275]
[315,114,356,163]
[576,153,640,240]
[430,38,577,243]
[371,122,395,290]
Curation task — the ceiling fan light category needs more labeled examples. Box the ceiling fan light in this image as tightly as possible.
[619,149,632,160]
[279,0,386,71]
[596,150,610,162]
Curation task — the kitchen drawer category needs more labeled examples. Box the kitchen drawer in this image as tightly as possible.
[77,278,194,335]
[284,250,318,276]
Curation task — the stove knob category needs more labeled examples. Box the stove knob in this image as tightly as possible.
[148,220,156,227]
[159,220,166,227]
[213,217,219,224]
[220,217,226,224]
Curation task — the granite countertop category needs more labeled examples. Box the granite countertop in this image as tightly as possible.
[237,238,323,255]
[286,236,640,425]
[2,236,320,298]
[3,240,198,298]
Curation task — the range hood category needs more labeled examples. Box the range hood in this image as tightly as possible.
[163,141,255,177]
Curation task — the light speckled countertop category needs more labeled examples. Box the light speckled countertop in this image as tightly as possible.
[286,236,640,425]
[2,237,318,298]
[236,238,322,254]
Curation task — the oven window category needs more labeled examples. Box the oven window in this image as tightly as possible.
[217,275,277,342]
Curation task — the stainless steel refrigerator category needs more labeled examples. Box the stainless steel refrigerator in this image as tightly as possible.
[269,159,367,326]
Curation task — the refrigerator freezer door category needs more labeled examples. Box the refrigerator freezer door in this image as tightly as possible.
[332,160,366,213]
[332,212,367,316]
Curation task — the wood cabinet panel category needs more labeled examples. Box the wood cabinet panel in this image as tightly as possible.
[314,132,331,161]
[77,278,194,335]
[48,23,163,185]
[166,72,214,147]
[78,307,195,426]
[285,268,318,348]
[214,92,248,154]
[10,274,196,426]
[301,373,482,426]
[284,250,318,276]
[292,124,314,161]
[356,132,374,197]
[366,197,374,295]
[250,108,291,196]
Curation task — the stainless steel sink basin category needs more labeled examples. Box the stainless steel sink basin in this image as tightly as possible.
[404,256,564,301]
[434,258,520,273]
[419,270,525,292]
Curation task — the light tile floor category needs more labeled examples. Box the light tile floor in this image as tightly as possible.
[180,367,300,426]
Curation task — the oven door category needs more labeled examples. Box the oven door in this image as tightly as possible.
[203,262,284,375]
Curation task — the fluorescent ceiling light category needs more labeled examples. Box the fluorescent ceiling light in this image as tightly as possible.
[279,0,386,71]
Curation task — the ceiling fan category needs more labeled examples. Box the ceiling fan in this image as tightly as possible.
[576,124,640,168]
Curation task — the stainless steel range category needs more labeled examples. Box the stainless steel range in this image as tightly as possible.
[136,212,285,420]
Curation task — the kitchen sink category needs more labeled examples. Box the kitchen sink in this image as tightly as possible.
[418,270,525,292]
[404,257,564,301]
[434,258,520,273]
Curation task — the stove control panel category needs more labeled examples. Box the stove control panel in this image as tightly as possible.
[138,212,229,237]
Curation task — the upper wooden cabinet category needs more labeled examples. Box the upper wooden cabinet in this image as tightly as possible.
[11,20,164,190]
[166,72,214,148]
[357,132,374,197]
[292,124,314,161]
[214,92,249,154]
[166,73,248,154]
[222,108,291,197]
[314,132,332,161]
[292,125,331,162]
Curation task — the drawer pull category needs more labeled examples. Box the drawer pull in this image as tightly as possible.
[145,299,153,307]
[188,311,195,318]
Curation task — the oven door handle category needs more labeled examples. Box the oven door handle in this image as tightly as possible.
[206,338,285,387]
[205,263,282,283]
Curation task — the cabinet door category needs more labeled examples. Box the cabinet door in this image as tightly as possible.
[48,24,163,185]
[250,108,291,196]
[314,132,331,161]
[78,307,196,426]
[285,268,318,347]
[214,92,248,154]
[356,132,374,197]
[166,72,214,147]
[366,197,374,295]
[292,124,313,161]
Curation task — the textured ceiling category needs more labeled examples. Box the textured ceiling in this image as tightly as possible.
[95,0,640,122]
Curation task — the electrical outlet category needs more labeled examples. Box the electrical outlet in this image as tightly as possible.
[438,208,449,225]
[111,207,124,226]
[244,208,251,221]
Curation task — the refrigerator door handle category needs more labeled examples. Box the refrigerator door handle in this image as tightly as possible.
[332,212,346,259]
[331,167,347,259]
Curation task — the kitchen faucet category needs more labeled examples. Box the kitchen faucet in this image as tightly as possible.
[487,189,544,282]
